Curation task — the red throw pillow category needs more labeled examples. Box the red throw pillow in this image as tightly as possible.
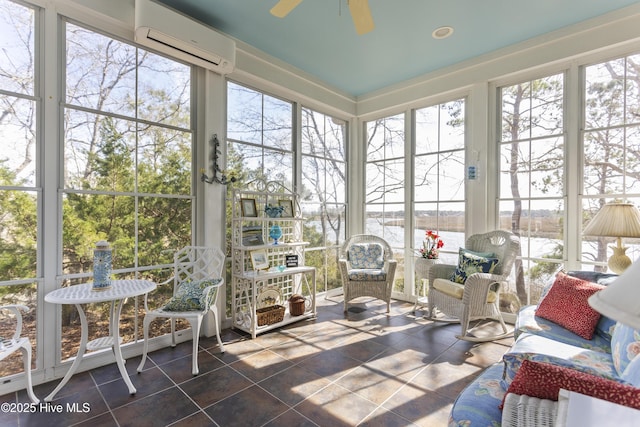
[502,360,640,410]
[535,272,604,340]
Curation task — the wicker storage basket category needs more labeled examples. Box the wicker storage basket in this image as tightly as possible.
[288,294,306,316]
[256,305,285,326]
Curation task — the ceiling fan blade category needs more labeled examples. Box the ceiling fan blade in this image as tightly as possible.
[270,0,303,18]
[348,0,374,35]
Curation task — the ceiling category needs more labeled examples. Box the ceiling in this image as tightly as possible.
[157,0,640,97]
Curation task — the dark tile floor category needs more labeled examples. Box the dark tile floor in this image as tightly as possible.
[0,297,513,427]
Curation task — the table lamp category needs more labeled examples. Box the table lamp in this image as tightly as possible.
[582,201,640,274]
[589,259,640,329]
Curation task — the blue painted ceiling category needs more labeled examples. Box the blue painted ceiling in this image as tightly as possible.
[157,0,640,96]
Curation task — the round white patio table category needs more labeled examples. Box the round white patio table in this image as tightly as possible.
[44,279,156,402]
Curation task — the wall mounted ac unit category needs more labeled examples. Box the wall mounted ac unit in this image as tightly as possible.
[135,0,235,74]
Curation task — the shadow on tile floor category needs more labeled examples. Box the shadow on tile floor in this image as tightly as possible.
[0,297,513,427]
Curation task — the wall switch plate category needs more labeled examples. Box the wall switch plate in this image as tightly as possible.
[467,165,477,180]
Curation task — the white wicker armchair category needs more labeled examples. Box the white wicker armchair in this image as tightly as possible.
[339,235,397,313]
[427,230,520,342]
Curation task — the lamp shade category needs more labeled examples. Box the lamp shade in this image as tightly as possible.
[583,202,640,238]
[589,259,640,330]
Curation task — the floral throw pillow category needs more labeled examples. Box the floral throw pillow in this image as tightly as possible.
[535,272,604,340]
[611,323,640,376]
[161,278,222,312]
[502,360,640,410]
[449,248,499,284]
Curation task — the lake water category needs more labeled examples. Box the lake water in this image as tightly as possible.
[306,218,637,267]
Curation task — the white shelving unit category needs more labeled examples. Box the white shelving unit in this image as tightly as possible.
[231,180,316,338]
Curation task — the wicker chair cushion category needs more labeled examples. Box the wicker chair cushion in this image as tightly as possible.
[502,359,640,410]
[432,278,497,303]
[611,323,640,376]
[348,243,384,269]
[536,272,604,340]
[449,248,499,284]
[161,278,222,311]
[347,269,387,281]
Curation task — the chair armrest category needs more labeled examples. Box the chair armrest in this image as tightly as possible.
[428,264,457,288]
[141,279,173,312]
[462,273,506,304]
[338,258,350,279]
[0,305,28,342]
[385,259,398,279]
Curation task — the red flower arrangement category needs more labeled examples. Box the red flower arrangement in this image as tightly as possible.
[419,230,444,259]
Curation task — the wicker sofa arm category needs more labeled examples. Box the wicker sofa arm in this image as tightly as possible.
[501,393,558,427]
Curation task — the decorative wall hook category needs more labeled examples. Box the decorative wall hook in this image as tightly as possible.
[201,134,236,185]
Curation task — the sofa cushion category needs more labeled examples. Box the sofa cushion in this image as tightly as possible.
[347,268,387,281]
[502,333,618,385]
[514,305,611,353]
[161,278,221,311]
[449,248,499,284]
[535,272,604,340]
[450,363,506,427]
[503,360,640,410]
[348,243,384,269]
[432,278,497,302]
[611,323,640,376]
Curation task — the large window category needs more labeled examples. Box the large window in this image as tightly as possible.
[226,81,293,185]
[61,22,193,358]
[413,100,466,294]
[365,113,405,291]
[300,107,347,293]
[497,73,565,309]
[582,54,640,267]
[0,0,38,377]
[226,81,294,311]
[226,82,347,296]
[364,101,466,298]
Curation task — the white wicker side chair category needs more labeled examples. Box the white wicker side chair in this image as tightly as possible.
[339,234,397,313]
[137,246,226,376]
[427,230,520,342]
[0,305,39,403]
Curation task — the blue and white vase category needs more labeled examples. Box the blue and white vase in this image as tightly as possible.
[93,241,112,291]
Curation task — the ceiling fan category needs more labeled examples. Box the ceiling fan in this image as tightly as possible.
[270,0,375,35]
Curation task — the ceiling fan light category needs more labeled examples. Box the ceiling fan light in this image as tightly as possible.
[432,26,454,39]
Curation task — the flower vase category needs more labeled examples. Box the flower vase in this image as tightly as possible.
[269,224,283,245]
